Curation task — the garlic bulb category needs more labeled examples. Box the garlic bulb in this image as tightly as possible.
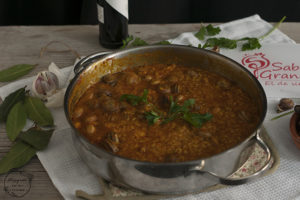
[32,71,59,100]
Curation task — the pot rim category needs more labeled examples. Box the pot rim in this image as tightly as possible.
[64,45,267,166]
[290,113,300,142]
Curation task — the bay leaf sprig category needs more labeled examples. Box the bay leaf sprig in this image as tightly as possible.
[0,87,26,122]
[0,141,37,174]
[0,64,37,82]
[24,96,54,126]
[19,129,54,151]
[6,102,27,141]
[0,87,54,174]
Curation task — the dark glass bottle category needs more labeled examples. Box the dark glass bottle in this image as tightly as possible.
[97,0,128,49]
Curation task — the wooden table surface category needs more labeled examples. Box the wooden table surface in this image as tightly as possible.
[0,22,299,200]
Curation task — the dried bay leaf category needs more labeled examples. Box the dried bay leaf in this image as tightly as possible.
[19,129,53,150]
[24,96,54,126]
[0,64,36,82]
[0,87,26,122]
[0,141,36,174]
[6,102,27,141]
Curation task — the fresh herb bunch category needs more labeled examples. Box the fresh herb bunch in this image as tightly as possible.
[120,89,212,127]
[0,87,54,174]
[197,16,286,51]
[122,16,286,51]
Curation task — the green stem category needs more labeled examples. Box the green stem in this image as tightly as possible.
[270,110,294,121]
[259,16,286,40]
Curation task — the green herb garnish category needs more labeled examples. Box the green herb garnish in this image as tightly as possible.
[122,16,285,51]
[182,112,213,128]
[199,16,286,51]
[239,37,262,51]
[195,24,221,40]
[145,110,161,125]
[130,37,148,47]
[155,40,171,45]
[162,97,212,127]
[121,35,134,48]
[121,90,212,128]
[122,37,171,48]
[121,36,149,48]
[120,89,149,106]
[162,97,194,124]
[203,37,237,49]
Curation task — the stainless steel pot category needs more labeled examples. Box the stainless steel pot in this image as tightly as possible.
[64,45,271,194]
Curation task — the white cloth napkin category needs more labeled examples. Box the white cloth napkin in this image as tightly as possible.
[1,14,299,200]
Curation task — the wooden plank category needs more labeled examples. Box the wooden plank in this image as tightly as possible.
[0,23,299,199]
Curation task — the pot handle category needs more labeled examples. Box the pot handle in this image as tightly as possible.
[73,51,111,75]
[190,130,273,185]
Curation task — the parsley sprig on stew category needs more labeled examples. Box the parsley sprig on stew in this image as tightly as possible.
[120,89,212,127]
[120,89,148,106]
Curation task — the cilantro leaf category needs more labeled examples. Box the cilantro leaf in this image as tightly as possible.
[195,24,221,41]
[120,89,148,106]
[206,24,221,36]
[141,89,149,104]
[203,37,237,49]
[162,97,212,127]
[195,27,207,40]
[155,40,171,45]
[182,112,212,128]
[121,36,148,48]
[145,111,160,125]
[121,35,134,49]
[168,97,193,114]
[130,37,148,47]
[239,37,262,51]
[120,94,141,106]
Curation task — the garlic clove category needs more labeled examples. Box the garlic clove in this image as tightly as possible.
[48,62,67,89]
[32,71,59,99]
